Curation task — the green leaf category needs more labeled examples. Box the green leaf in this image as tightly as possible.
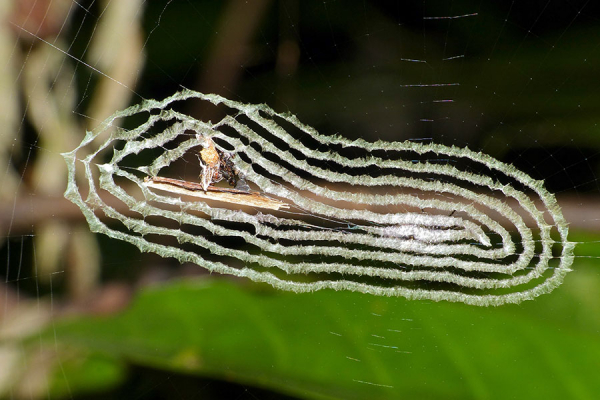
[41,248,600,400]
[48,351,126,398]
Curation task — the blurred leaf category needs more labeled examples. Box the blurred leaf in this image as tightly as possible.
[48,351,126,398]
[37,239,600,400]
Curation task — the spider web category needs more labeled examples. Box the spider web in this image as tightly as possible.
[1,1,599,398]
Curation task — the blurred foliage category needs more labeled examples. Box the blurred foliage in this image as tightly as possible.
[29,232,600,399]
[2,0,600,398]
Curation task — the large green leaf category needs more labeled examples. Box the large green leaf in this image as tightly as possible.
[40,236,600,399]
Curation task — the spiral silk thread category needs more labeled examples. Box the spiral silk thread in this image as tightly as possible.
[63,89,574,306]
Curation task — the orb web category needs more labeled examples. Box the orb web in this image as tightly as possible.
[63,89,574,306]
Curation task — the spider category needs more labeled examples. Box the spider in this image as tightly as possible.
[197,135,250,192]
